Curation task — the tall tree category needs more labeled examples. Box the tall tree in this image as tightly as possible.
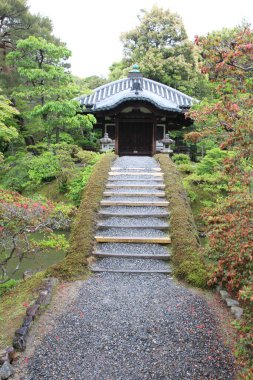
[187,23,253,302]
[7,36,95,145]
[109,6,209,98]
[0,0,62,92]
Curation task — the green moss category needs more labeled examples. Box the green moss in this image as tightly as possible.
[155,154,208,288]
[46,152,116,280]
[0,272,45,349]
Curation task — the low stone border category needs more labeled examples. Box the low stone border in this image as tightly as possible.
[218,288,244,319]
[0,277,58,379]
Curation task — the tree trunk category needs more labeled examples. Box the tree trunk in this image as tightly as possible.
[55,127,60,143]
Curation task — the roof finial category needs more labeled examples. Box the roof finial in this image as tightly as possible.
[128,63,142,78]
[131,63,140,73]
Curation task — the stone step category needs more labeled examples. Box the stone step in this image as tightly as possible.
[109,172,163,176]
[103,191,166,197]
[93,252,171,260]
[97,217,169,229]
[108,177,163,182]
[90,257,172,273]
[106,184,165,189]
[111,167,161,171]
[95,236,171,244]
[100,199,169,207]
[91,268,172,274]
[99,211,169,217]
[95,242,171,256]
[99,206,170,217]
[98,223,169,230]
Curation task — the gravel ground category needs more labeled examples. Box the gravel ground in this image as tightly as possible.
[113,156,159,168]
[100,206,169,215]
[91,258,171,271]
[95,243,171,255]
[96,227,169,238]
[98,217,169,228]
[22,273,235,380]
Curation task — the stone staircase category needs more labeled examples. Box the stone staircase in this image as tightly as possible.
[90,156,172,274]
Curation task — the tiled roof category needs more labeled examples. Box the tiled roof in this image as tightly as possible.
[76,77,197,112]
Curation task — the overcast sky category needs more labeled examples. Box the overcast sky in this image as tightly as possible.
[27,0,253,78]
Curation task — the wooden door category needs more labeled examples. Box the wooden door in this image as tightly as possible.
[118,122,153,156]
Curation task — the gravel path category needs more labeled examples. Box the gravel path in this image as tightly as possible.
[21,273,235,380]
[17,157,235,379]
[112,156,160,168]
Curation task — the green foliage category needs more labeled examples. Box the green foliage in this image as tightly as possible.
[0,153,31,191]
[68,152,101,206]
[75,150,101,165]
[188,24,253,376]
[172,153,190,164]
[28,152,60,184]
[109,6,210,97]
[195,148,233,175]
[0,279,18,297]
[73,75,107,91]
[34,233,69,250]
[0,91,19,142]
[177,163,196,174]
[0,0,63,95]
[6,36,96,146]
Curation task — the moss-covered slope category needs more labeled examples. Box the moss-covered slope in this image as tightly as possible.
[155,154,207,287]
[47,152,116,280]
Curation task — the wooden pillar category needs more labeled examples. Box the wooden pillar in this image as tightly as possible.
[115,119,119,155]
[152,118,157,156]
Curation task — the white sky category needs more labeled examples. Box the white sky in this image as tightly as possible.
[27,0,253,78]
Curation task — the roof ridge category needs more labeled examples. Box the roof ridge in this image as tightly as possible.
[142,77,195,100]
[81,76,196,102]
[92,77,129,92]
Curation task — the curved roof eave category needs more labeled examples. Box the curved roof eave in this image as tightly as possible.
[93,89,181,112]
[76,76,198,112]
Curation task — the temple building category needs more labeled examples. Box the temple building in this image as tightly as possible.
[76,65,197,156]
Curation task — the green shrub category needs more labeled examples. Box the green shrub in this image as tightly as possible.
[68,164,94,206]
[28,152,61,184]
[0,153,31,192]
[177,163,196,174]
[196,148,233,175]
[75,150,101,165]
[172,153,191,164]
